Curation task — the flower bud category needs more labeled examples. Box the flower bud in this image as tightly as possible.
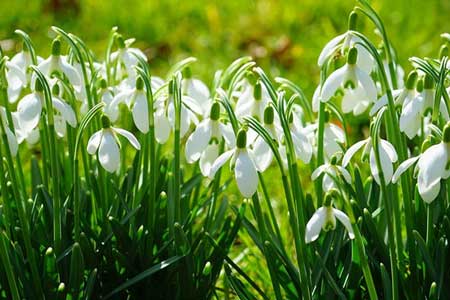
[115,34,125,49]
[99,78,107,89]
[210,101,220,121]
[423,74,434,90]
[405,71,418,90]
[348,11,358,31]
[51,38,61,56]
[253,82,262,101]
[182,67,192,79]
[136,76,144,90]
[443,122,450,143]
[263,104,274,125]
[236,129,247,149]
[101,115,111,128]
[347,47,358,65]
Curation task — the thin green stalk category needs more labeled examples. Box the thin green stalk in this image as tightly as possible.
[0,231,20,300]
[172,76,182,224]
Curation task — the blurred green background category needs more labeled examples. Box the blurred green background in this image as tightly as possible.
[0,0,448,98]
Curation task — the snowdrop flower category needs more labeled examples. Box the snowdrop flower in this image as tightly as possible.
[111,34,147,82]
[393,126,450,203]
[420,74,449,120]
[321,47,377,116]
[16,80,77,142]
[343,137,398,185]
[305,193,354,243]
[209,129,258,198]
[109,77,149,133]
[249,105,278,172]
[182,67,210,115]
[185,102,235,176]
[0,107,19,156]
[87,115,141,173]
[33,38,82,92]
[318,12,374,73]
[235,80,270,122]
[5,59,27,103]
[311,158,352,192]
[323,119,346,160]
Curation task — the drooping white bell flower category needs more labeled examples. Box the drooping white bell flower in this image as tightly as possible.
[288,112,313,164]
[324,122,346,160]
[87,115,141,173]
[182,67,211,115]
[305,194,354,243]
[235,80,270,122]
[5,60,27,103]
[321,47,377,116]
[311,159,352,192]
[109,77,149,133]
[318,12,374,73]
[393,127,450,203]
[209,129,258,198]
[343,137,398,185]
[16,80,77,142]
[185,102,235,176]
[0,106,19,156]
[110,34,147,82]
[249,105,279,172]
[32,38,82,92]
[420,74,450,121]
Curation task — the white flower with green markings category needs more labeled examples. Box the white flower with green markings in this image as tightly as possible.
[87,115,141,173]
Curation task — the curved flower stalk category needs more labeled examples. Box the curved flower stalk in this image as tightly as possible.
[182,67,211,115]
[109,77,149,133]
[312,158,352,192]
[185,101,235,176]
[16,80,76,143]
[87,115,140,173]
[110,34,147,83]
[393,124,450,203]
[318,11,374,73]
[305,193,354,243]
[0,107,18,156]
[209,128,258,198]
[321,47,377,115]
[32,38,82,92]
[343,136,398,185]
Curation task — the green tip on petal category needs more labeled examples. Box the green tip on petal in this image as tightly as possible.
[115,34,125,49]
[136,76,144,90]
[51,38,61,56]
[405,71,418,90]
[347,47,358,65]
[263,104,274,125]
[443,122,450,143]
[99,78,107,89]
[236,129,247,149]
[101,115,111,129]
[348,11,358,31]
[35,79,44,92]
[182,67,192,79]
[253,82,262,101]
[210,101,220,121]
[423,74,434,90]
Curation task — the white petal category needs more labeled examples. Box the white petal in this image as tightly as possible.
[312,85,321,112]
[235,151,258,198]
[380,140,398,163]
[209,149,234,179]
[369,144,394,185]
[199,143,219,177]
[185,119,212,163]
[219,123,236,148]
[318,34,345,67]
[342,139,368,167]
[416,143,448,200]
[132,93,149,133]
[98,130,120,173]
[154,112,171,144]
[311,164,328,181]
[52,97,77,127]
[251,137,273,172]
[17,93,42,134]
[87,130,102,154]
[113,127,141,150]
[291,128,313,163]
[333,208,355,239]
[321,65,347,101]
[355,67,377,102]
[305,207,326,243]
[6,128,18,156]
[60,58,82,88]
[337,166,352,183]
[418,176,441,204]
[392,156,419,184]
[185,78,210,108]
